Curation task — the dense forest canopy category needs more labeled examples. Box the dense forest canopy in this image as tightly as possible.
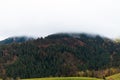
[0,33,120,79]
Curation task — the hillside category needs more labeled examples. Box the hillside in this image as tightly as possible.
[0,33,120,79]
[0,36,34,45]
[107,73,120,80]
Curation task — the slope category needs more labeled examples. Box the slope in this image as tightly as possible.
[0,33,119,79]
[107,73,120,80]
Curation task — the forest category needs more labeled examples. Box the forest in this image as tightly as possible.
[0,33,120,79]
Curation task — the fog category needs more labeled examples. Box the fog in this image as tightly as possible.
[0,0,120,40]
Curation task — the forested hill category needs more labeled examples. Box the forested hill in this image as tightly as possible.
[0,33,120,79]
[0,36,34,45]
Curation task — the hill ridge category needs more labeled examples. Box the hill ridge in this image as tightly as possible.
[0,33,119,79]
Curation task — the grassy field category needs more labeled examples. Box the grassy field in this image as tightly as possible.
[22,77,102,80]
[107,73,120,80]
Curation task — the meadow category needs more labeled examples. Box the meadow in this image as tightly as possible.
[107,73,120,80]
[22,77,102,80]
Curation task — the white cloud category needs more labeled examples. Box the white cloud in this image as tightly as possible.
[0,0,120,39]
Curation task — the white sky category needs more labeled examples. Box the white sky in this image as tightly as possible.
[0,0,120,40]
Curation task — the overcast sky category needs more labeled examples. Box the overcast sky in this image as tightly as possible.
[0,0,120,40]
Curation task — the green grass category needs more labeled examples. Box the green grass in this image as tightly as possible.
[22,77,102,80]
[107,73,120,80]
